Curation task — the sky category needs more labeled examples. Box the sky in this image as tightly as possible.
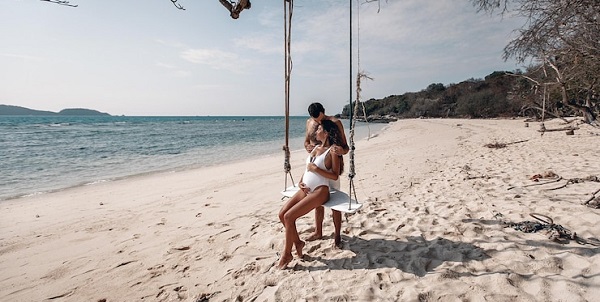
[0,0,525,116]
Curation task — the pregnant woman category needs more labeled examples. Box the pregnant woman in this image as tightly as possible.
[277,119,344,269]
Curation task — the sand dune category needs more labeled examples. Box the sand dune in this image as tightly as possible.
[1,118,599,301]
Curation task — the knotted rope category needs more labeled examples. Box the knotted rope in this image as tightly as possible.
[346,0,372,210]
[282,0,295,189]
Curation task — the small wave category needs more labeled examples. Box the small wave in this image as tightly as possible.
[21,191,45,198]
[84,179,110,186]
[49,123,71,127]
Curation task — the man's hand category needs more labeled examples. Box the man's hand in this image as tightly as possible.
[331,144,341,156]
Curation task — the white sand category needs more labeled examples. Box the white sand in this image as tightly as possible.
[1,118,599,301]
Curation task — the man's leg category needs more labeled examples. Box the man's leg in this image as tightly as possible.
[306,206,324,241]
[332,209,342,248]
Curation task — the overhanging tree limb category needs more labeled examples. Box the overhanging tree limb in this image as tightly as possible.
[170,0,185,10]
[40,0,77,7]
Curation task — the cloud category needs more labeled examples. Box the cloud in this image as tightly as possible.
[351,0,522,72]
[155,62,176,69]
[155,62,191,78]
[180,48,253,73]
[234,35,280,54]
[0,52,43,61]
[154,39,188,49]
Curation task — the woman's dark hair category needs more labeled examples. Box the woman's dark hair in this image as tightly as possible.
[321,119,344,175]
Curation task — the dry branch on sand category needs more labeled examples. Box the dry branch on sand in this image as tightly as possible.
[484,139,529,149]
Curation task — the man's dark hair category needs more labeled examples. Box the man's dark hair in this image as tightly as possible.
[308,102,325,118]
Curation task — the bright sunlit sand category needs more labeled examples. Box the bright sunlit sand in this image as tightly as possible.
[1,118,599,301]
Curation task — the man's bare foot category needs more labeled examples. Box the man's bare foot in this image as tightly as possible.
[333,234,342,249]
[277,252,293,269]
[295,240,305,257]
[306,232,322,241]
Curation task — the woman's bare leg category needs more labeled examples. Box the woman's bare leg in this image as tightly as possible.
[278,187,329,269]
[279,190,306,225]
[277,190,305,268]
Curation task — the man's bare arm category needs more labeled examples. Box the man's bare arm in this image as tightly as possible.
[304,119,316,152]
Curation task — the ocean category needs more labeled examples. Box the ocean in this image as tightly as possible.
[0,116,384,201]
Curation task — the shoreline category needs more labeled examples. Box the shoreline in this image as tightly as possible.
[0,119,385,202]
[1,118,599,301]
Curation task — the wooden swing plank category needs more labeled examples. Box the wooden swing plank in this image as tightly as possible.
[280,185,363,213]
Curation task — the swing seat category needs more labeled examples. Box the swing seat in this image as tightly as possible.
[280,185,363,213]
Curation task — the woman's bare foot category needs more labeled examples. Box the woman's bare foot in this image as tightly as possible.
[295,240,305,258]
[277,252,293,269]
[306,232,322,241]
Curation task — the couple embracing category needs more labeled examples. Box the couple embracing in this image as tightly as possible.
[277,102,349,269]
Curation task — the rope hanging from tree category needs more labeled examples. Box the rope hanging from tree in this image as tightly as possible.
[347,0,372,210]
[282,0,295,190]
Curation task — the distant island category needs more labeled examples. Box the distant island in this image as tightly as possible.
[0,105,111,116]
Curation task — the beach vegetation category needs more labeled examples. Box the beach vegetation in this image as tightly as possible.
[342,0,598,125]
[471,0,600,126]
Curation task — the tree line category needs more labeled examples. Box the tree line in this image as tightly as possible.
[343,0,598,125]
[340,71,530,120]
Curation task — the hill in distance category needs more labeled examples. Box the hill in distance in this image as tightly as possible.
[0,105,111,116]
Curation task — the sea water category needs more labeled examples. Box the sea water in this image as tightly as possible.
[0,116,384,201]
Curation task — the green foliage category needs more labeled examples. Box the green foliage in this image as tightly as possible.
[342,71,533,119]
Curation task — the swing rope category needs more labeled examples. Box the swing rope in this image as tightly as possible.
[282,0,295,190]
[347,0,356,210]
[348,0,372,210]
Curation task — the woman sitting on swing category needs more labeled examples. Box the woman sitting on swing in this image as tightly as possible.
[278,119,344,269]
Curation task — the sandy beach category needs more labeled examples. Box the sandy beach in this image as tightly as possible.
[1,118,599,302]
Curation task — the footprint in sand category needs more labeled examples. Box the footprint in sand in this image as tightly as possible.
[230,261,262,286]
[147,264,165,278]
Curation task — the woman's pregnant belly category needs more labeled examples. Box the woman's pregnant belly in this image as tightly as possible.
[303,171,329,193]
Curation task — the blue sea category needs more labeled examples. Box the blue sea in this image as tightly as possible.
[0,116,383,201]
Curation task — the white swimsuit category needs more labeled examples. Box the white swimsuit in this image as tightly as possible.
[302,147,332,193]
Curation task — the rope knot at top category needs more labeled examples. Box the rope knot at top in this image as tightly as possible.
[282,145,291,173]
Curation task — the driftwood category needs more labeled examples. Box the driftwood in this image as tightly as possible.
[583,188,600,208]
[521,105,570,123]
[509,172,600,209]
[545,175,600,191]
[493,212,600,246]
[538,125,580,133]
[484,139,529,149]
[508,176,562,190]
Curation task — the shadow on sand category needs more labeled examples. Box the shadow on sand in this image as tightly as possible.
[298,236,490,277]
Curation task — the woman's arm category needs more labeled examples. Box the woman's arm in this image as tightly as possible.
[334,119,349,155]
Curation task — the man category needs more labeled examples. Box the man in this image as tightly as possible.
[304,102,349,247]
